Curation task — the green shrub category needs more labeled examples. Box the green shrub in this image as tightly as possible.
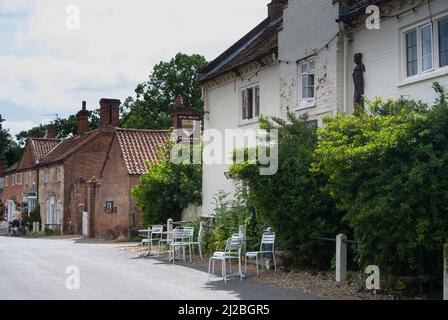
[194,189,264,254]
[132,141,202,227]
[230,114,345,268]
[314,83,448,280]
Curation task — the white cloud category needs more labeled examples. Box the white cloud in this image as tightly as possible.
[0,0,268,119]
[3,120,37,137]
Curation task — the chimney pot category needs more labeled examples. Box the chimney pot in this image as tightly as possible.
[77,101,90,135]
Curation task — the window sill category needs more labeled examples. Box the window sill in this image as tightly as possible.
[399,67,448,87]
[238,118,259,127]
[295,101,316,111]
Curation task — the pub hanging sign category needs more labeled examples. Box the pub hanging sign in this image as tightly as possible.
[175,113,201,145]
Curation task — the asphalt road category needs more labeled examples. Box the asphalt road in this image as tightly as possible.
[0,236,318,300]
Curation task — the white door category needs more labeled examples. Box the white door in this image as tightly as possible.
[82,211,88,236]
[49,197,55,226]
[7,201,15,222]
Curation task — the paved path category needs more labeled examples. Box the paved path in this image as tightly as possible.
[0,236,318,300]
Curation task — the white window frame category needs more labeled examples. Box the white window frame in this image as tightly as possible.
[56,165,62,182]
[44,168,49,184]
[239,84,260,124]
[28,196,37,214]
[5,175,8,187]
[401,14,448,84]
[297,58,316,110]
[15,173,22,185]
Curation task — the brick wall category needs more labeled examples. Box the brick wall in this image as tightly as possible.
[63,132,114,233]
[93,137,141,240]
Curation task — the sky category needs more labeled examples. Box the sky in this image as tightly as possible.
[0,0,268,137]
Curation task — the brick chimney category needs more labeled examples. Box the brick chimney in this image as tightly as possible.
[77,101,89,135]
[268,0,287,21]
[172,96,192,128]
[47,123,57,139]
[99,98,121,130]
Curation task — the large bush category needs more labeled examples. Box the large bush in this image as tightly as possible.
[314,83,448,279]
[132,141,202,227]
[230,114,344,268]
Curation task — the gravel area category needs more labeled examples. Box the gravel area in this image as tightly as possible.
[120,243,391,300]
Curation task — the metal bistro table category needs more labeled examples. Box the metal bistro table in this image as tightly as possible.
[138,228,154,257]
[138,228,174,258]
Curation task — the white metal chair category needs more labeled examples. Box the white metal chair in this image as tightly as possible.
[190,224,204,260]
[245,233,277,275]
[169,228,192,263]
[141,225,163,246]
[208,236,243,283]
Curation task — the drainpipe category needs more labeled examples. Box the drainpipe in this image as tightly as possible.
[343,31,350,115]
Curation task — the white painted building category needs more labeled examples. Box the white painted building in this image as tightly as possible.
[199,0,287,217]
[348,0,448,109]
[199,0,448,217]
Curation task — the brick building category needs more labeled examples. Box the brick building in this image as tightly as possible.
[1,136,61,222]
[38,99,119,233]
[90,128,169,239]
[37,98,169,239]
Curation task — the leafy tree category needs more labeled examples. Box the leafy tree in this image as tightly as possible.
[1,124,22,167]
[15,109,100,146]
[230,114,344,268]
[132,141,202,227]
[121,53,208,130]
[314,83,448,280]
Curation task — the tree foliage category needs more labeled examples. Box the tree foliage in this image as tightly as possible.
[132,141,202,227]
[15,109,100,146]
[0,125,22,167]
[230,114,344,268]
[121,53,208,130]
[314,83,448,279]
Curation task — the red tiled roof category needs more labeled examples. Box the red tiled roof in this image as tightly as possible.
[31,138,62,162]
[3,162,19,174]
[199,16,282,83]
[116,129,170,175]
[40,130,100,165]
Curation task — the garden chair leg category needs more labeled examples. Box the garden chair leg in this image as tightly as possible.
[256,255,259,275]
[245,256,248,273]
[223,260,227,283]
[239,257,243,281]
[208,259,212,280]
[199,244,202,260]
[273,252,277,271]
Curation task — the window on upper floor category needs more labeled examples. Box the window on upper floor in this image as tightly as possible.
[44,168,49,183]
[403,17,448,80]
[241,85,260,121]
[56,166,62,182]
[32,171,37,185]
[298,59,316,109]
[24,172,29,186]
[5,175,8,187]
[439,18,448,67]
[15,173,22,185]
